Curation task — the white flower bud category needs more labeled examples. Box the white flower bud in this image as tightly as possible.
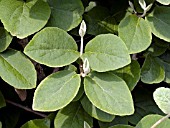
[79,20,86,37]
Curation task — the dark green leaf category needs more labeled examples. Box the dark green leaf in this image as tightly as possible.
[0,90,6,108]
[24,27,79,67]
[33,70,81,111]
[0,49,37,89]
[0,0,51,39]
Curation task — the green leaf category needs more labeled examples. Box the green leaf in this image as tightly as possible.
[161,61,170,83]
[112,60,140,91]
[84,121,91,128]
[146,6,170,42]
[0,27,13,52]
[33,70,81,111]
[82,34,131,72]
[118,15,152,54]
[84,6,117,35]
[84,72,134,116]
[20,118,50,128]
[0,49,36,89]
[72,81,84,101]
[81,95,115,122]
[0,90,6,108]
[54,102,93,128]
[47,0,84,31]
[141,55,165,84]
[156,0,170,5]
[0,0,51,39]
[153,87,170,114]
[24,27,79,67]
[0,122,2,128]
[136,114,170,128]
[109,125,134,128]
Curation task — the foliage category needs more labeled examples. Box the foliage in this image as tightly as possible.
[0,0,170,128]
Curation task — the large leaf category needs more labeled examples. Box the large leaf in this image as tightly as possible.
[136,114,170,128]
[81,95,115,122]
[156,0,170,5]
[109,125,134,128]
[0,0,51,39]
[82,34,131,72]
[141,55,165,84]
[24,27,79,67]
[0,49,36,89]
[146,6,170,42]
[0,27,13,52]
[20,118,50,128]
[118,15,152,54]
[84,6,117,35]
[112,60,140,91]
[84,72,134,116]
[33,70,81,111]
[153,87,170,114]
[47,0,84,31]
[0,90,6,108]
[54,102,93,128]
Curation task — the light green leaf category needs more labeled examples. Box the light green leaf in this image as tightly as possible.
[118,15,152,54]
[0,49,36,89]
[54,102,93,128]
[33,70,81,111]
[156,0,170,5]
[84,72,134,116]
[20,118,50,128]
[0,122,1,128]
[82,34,131,72]
[141,55,165,84]
[24,27,79,67]
[0,27,12,52]
[153,87,170,114]
[72,81,84,101]
[81,95,115,122]
[0,91,6,108]
[109,125,134,128]
[136,114,170,128]
[84,121,91,128]
[146,6,170,42]
[84,6,117,35]
[112,60,140,91]
[0,0,51,39]
[47,0,84,31]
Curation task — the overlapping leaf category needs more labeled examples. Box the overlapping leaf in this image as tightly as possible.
[119,15,152,54]
[24,27,79,67]
[0,0,51,39]
[84,72,134,116]
[33,70,80,111]
[0,49,36,89]
[47,0,84,31]
[156,0,170,5]
[54,102,93,128]
[82,34,131,72]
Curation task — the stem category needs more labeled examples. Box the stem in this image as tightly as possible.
[6,99,47,118]
[80,37,83,56]
[151,113,170,128]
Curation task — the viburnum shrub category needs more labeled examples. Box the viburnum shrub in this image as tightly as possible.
[1,0,170,128]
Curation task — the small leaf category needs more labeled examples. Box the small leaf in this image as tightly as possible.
[0,27,12,52]
[82,34,131,72]
[81,95,115,122]
[153,87,170,114]
[47,0,84,31]
[33,70,81,111]
[24,27,79,67]
[119,15,152,54]
[136,114,170,128]
[0,49,36,89]
[20,118,50,128]
[141,55,165,84]
[156,0,170,5]
[54,102,93,128]
[84,72,134,116]
[112,60,140,91]
[146,6,170,42]
[109,125,134,128]
[0,0,51,39]
[0,91,6,108]
[84,121,91,128]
